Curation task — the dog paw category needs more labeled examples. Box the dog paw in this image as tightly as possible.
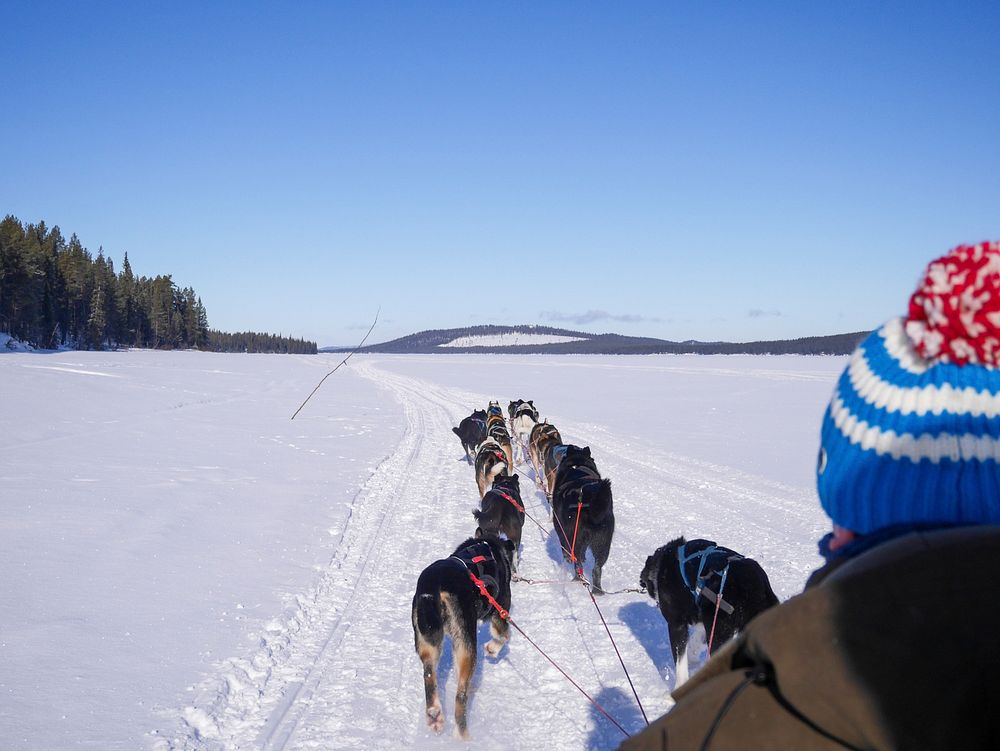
[484,639,502,657]
[426,705,444,733]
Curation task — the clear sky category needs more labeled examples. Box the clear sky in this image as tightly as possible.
[3,2,998,346]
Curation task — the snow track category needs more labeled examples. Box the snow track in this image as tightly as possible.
[169,357,827,750]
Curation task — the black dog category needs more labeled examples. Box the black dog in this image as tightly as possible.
[473,475,525,568]
[412,534,515,739]
[551,445,614,593]
[639,536,778,685]
[452,409,487,464]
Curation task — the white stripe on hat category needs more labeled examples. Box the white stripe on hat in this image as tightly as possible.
[880,318,931,375]
[830,393,1000,463]
[849,329,1000,418]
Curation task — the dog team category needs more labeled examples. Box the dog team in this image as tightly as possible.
[411,398,778,738]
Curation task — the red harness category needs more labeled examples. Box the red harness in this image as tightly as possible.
[494,489,524,513]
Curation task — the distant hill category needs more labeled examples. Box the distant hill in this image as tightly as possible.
[328,324,869,355]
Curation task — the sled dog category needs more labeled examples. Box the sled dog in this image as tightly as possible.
[639,536,778,685]
[412,534,515,738]
[551,445,614,593]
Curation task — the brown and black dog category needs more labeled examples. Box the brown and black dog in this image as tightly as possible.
[474,439,509,498]
[528,421,564,497]
[486,420,514,470]
[411,534,515,739]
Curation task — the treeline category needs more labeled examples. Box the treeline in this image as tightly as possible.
[362,324,870,356]
[0,215,316,353]
[207,330,316,354]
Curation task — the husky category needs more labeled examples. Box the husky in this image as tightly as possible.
[412,534,516,739]
[551,445,614,593]
[639,537,779,685]
[509,400,539,463]
[452,409,488,464]
[474,439,509,498]
[487,420,514,470]
[528,421,563,497]
[507,399,525,421]
[473,474,526,568]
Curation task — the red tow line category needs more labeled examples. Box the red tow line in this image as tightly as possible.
[468,571,509,620]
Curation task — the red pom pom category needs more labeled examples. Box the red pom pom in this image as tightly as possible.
[906,241,1000,366]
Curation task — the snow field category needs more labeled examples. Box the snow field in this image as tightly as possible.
[0,350,841,750]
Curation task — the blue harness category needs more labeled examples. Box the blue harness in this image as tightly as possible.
[677,541,741,614]
[551,444,568,465]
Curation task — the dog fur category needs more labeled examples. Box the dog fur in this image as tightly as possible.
[452,409,488,464]
[473,474,525,568]
[507,399,525,421]
[411,534,515,738]
[508,400,538,463]
[486,421,514,469]
[474,439,509,498]
[551,445,614,593]
[528,421,563,495]
[639,536,779,685]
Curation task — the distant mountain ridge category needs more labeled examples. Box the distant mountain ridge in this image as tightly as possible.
[324,324,869,355]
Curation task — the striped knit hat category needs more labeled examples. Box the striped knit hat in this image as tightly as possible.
[818,241,1000,534]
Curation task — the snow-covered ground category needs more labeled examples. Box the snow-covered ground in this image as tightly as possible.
[438,334,588,348]
[0,350,844,750]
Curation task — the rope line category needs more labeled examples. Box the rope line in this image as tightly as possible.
[588,587,649,726]
[290,307,379,420]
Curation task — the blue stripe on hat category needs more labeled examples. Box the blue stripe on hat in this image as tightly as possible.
[864,325,1000,395]
[818,324,1000,534]
[818,406,1000,533]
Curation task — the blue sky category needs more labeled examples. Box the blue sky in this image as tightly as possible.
[3,2,998,346]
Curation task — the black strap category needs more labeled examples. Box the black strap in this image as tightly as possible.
[698,663,865,751]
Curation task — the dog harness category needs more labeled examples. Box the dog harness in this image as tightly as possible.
[488,488,524,514]
[677,542,742,615]
[450,541,502,619]
[551,444,568,465]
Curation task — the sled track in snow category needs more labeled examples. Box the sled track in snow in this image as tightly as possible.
[171,361,437,749]
[169,358,824,750]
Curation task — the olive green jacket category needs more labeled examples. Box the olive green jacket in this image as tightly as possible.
[620,526,1000,750]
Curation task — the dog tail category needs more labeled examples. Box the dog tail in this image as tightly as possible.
[591,478,614,521]
[488,462,507,482]
[415,590,444,637]
[472,508,483,522]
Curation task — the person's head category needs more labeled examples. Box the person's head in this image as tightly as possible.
[818,241,1000,538]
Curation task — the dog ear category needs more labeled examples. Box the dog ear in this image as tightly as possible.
[510,474,520,487]
[582,446,591,458]
[475,526,485,539]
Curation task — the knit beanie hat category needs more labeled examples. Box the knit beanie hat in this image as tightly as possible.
[817,241,1000,534]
